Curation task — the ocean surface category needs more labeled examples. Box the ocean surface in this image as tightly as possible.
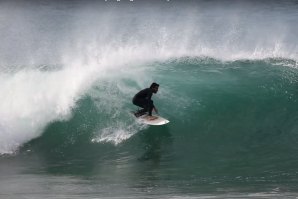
[1,0,298,198]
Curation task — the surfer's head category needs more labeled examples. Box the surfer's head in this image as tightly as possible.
[150,82,159,93]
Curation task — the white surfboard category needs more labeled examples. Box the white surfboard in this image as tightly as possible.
[131,111,169,126]
[137,114,169,125]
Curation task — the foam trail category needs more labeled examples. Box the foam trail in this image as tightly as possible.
[91,122,145,145]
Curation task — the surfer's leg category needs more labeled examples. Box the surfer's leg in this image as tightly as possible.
[137,99,154,116]
[133,99,148,117]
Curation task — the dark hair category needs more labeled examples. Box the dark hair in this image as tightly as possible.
[150,82,159,89]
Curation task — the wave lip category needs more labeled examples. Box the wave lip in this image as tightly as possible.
[0,67,91,154]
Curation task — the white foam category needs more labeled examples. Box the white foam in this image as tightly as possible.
[0,67,88,154]
[91,122,146,145]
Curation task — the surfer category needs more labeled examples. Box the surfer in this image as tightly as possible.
[132,82,159,118]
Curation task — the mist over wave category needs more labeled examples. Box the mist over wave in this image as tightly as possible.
[0,0,298,154]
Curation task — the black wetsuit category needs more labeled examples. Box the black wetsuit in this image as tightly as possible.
[132,88,155,116]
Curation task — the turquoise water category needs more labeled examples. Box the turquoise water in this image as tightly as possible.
[1,0,298,198]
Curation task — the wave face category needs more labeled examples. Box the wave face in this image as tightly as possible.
[1,0,298,154]
[1,0,298,196]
